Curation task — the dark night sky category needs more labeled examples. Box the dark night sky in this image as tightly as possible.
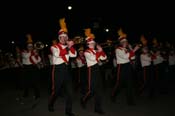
[1,0,175,50]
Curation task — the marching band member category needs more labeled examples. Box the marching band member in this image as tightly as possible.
[76,46,87,98]
[81,28,107,114]
[48,39,58,95]
[151,38,164,80]
[151,38,166,95]
[139,34,150,94]
[140,47,156,98]
[48,18,77,116]
[21,33,40,100]
[111,28,140,105]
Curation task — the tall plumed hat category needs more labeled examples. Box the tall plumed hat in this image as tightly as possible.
[117,27,127,43]
[84,28,95,44]
[58,18,68,39]
[26,33,33,47]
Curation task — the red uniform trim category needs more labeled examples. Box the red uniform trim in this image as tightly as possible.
[51,65,55,96]
[69,47,76,54]
[56,43,68,64]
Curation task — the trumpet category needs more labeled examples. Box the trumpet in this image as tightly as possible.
[34,41,45,50]
[72,36,84,44]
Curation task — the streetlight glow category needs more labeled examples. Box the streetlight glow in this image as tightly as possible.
[11,41,15,44]
[105,28,109,32]
[68,6,72,10]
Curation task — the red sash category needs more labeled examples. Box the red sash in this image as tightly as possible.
[79,56,86,64]
[56,44,68,64]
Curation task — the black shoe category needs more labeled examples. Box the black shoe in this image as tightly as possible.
[65,112,76,116]
[48,106,54,112]
[94,109,105,115]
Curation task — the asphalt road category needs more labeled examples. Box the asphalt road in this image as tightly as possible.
[0,68,175,116]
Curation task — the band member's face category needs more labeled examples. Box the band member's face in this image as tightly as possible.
[88,42,96,48]
[143,49,148,53]
[79,51,84,57]
[121,41,128,47]
[59,35,68,45]
[27,44,33,51]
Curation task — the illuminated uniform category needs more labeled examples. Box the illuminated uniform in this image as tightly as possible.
[140,47,155,97]
[111,36,136,105]
[21,43,41,99]
[76,49,87,96]
[48,28,77,116]
[81,35,107,114]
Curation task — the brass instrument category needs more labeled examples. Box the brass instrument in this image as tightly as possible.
[98,40,118,48]
[34,41,45,50]
[72,36,84,44]
[132,43,143,48]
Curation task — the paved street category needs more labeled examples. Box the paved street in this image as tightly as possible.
[0,69,175,116]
